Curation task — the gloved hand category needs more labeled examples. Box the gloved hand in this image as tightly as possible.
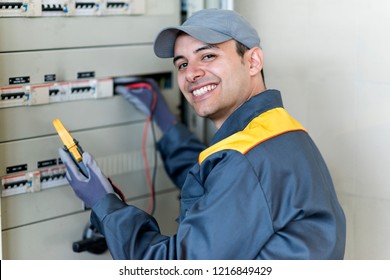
[115,77,176,134]
[59,148,114,208]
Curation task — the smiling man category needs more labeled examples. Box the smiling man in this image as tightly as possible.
[60,9,346,259]
[173,36,265,128]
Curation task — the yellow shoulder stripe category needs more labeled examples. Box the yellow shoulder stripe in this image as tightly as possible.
[198,107,307,164]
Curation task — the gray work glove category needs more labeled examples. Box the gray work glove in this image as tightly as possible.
[59,148,114,208]
[115,77,176,134]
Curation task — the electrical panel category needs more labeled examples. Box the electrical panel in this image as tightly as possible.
[0,0,145,17]
[0,0,181,259]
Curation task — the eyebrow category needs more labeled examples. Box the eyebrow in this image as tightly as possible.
[173,44,219,64]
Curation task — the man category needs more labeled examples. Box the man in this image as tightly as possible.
[60,9,346,259]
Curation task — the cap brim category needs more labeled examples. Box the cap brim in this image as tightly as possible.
[153,26,232,58]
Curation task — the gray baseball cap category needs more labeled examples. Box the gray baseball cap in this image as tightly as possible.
[153,9,261,58]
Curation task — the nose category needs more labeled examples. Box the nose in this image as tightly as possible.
[186,63,205,82]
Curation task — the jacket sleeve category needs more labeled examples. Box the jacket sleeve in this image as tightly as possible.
[157,123,206,188]
[91,194,177,260]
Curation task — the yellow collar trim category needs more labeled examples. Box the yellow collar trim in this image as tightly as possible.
[198,107,307,164]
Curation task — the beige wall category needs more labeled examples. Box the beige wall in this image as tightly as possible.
[236,0,390,259]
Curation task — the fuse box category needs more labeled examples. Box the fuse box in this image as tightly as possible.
[0,0,181,259]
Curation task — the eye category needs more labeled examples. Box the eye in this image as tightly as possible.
[177,62,188,70]
[202,53,216,61]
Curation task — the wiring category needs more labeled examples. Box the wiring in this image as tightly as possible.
[150,116,158,215]
[142,87,157,215]
[124,82,158,215]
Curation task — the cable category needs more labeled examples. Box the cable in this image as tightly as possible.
[117,79,161,215]
[150,115,158,216]
[142,87,157,215]
[122,81,158,215]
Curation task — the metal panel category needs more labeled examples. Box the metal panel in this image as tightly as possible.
[0,0,181,259]
[0,45,173,86]
[1,119,176,227]
[1,95,145,142]
[2,189,179,259]
[0,1,180,51]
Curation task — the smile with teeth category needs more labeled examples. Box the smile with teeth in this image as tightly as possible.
[192,84,217,97]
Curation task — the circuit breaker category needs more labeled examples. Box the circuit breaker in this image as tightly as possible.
[0,0,181,259]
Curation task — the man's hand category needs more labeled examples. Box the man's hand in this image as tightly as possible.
[59,148,114,208]
[115,77,176,133]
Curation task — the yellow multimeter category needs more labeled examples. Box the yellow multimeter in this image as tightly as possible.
[52,118,89,177]
[53,118,127,202]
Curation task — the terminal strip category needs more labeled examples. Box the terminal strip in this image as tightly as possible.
[0,85,29,108]
[0,1,24,9]
[0,78,113,108]
[0,0,145,17]
[73,0,100,16]
[1,162,67,197]
[41,0,73,16]
[0,1,33,17]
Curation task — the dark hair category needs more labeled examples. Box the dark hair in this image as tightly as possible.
[235,41,265,85]
[235,41,250,57]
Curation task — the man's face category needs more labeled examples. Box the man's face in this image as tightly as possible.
[173,34,254,128]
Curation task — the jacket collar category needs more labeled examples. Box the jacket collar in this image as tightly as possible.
[209,89,284,145]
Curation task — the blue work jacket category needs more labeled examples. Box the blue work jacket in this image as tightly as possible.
[91,89,346,259]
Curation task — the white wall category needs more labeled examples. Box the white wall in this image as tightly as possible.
[236,0,390,259]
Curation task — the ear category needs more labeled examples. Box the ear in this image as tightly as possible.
[247,47,264,76]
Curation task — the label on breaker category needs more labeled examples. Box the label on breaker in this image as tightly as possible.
[77,71,95,79]
[44,74,57,82]
[6,164,28,174]
[9,76,30,85]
